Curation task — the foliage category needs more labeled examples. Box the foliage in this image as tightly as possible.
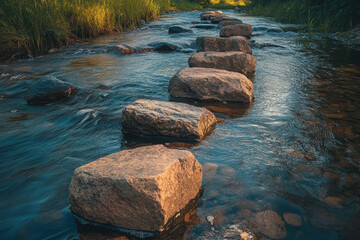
[0,0,171,61]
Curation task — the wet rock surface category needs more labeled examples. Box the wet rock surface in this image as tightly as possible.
[148,42,182,52]
[283,213,302,227]
[69,144,203,232]
[169,68,254,103]
[220,24,253,39]
[194,223,256,240]
[188,51,257,76]
[108,44,154,54]
[169,25,193,34]
[218,19,243,29]
[200,11,224,21]
[121,99,217,140]
[26,77,77,105]
[191,24,216,29]
[196,36,252,54]
[252,211,287,239]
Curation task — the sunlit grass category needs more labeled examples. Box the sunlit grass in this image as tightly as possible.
[0,0,171,60]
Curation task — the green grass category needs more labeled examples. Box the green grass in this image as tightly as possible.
[0,0,171,61]
[243,0,359,34]
[170,0,203,11]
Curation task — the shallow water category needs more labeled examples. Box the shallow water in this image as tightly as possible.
[0,10,360,240]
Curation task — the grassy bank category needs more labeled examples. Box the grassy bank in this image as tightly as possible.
[244,0,360,34]
[0,0,171,61]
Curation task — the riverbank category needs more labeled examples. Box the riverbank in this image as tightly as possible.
[0,0,171,62]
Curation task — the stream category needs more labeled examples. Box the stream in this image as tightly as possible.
[0,10,360,240]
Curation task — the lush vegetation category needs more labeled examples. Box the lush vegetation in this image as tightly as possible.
[0,0,171,61]
[245,0,360,34]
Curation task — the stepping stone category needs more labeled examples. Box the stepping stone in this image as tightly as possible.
[69,144,203,232]
[169,25,193,34]
[188,51,257,76]
[211,16,231,24]
[169,68,253,103]
[108,44,154,54]
[200,11,223,21]
[220,23,253,39]
[26,77,76,105]
[217,19,243,29]
[148,42,182,52]
[196,36,252,54]
[121,99,217,140]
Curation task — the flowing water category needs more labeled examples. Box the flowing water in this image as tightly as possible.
[0,10,359,240]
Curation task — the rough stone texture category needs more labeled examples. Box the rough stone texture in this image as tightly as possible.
[191,24,216,29]
[200,11,223,21]
[253,211,287,239]
[220,24,253,39]
[194,224,256,240]
[148,42,181,52]
[283,213,302,227]
[196,36,252,54]
[218,19,243,29]
[169,68,253,103]
[69,145,203,232]
[188,51,257,76]
[108,44,154,54]
[169,25,193,34]
[26,77,76,105]
[121,99,217,140]
[211,16,231,24]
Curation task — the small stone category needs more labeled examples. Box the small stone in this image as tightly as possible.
[69,145,203,232]
[206,215,215,225]
[148,42,181,52]
[322,196,343,207]
[169,25,193,34]
[283,213,302,227]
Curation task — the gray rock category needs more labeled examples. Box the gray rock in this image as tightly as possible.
[121,99,217,140]
[69,145,203,232]
[108,44,154,54]
[169,25,193,34]
[196,36,252,54]
[148,42,181,52]
[188,51,257,76]
[26,77,76,105]
[168,68,253,103]
[220,23,253,39]
[191,24,216,29]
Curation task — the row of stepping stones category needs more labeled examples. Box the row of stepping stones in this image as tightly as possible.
[68,10,257,238]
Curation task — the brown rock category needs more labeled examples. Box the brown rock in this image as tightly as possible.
[211,16,231,24]
[220,24,253,39]
[203,162,218,182]
[283,213,302,227]
[169,68,254,103]
[196,36,252,54]
[218,19,243,29]
[200,11,224,21]
[188,51,257,76]
[253,210,287,239]
[69,145,203,232]
[121,99,217,140]
[108,44,154,54]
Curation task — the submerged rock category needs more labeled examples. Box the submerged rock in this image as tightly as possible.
[218,19,243,29]
[169,68,253,103]
[220,23,253,39]
[148,42,182,52]
[188,51,257,76]
[196,36,252,54]
[108,44,154,54]
[169,25,193,34]
[69,145,203,232]
[26,77,76,105]
[121,99,217,140]
[195,223,256,240]
[267,28,283,33]
[283,213,302,227]
[191,24,216,29]
[253,210,286,239]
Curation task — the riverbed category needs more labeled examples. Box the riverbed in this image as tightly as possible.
[0,10,359,240]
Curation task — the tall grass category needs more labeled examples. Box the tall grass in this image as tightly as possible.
[0,0,171,61]
[244,0,360,34]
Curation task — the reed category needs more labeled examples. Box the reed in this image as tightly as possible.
[0,0,171,61]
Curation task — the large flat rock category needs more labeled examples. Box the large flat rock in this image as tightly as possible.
[196,36,252,54]
[121,99,217,140]
[69,145,203,232]
[188,51,257,76]
[168,68,253,103]
[220,23,253,39]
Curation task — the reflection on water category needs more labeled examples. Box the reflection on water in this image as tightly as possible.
[0,10,360,240]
